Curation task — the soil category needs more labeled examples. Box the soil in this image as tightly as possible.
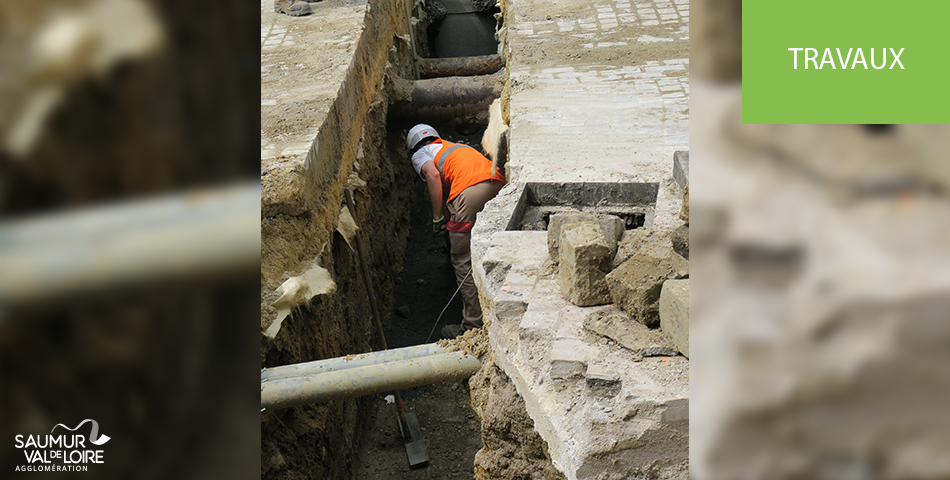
[350,126,491,479]
[469,355,567,480]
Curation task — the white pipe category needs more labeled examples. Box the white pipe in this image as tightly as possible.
[0,182,260,303]
[261,350,482,410]
[261,343,446,382]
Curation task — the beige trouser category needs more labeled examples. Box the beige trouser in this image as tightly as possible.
[446,179,505,331]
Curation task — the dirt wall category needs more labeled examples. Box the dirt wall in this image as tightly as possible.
[469,354,567,480]
[260,0,417,478]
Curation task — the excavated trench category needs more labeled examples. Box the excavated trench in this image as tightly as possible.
[350,125,490,479]
[258,0,563,476]
[349,0,502,478]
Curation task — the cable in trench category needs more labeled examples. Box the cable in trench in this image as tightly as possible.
[424,268,471,344]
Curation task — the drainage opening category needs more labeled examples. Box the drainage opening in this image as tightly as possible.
[507,182,659,231]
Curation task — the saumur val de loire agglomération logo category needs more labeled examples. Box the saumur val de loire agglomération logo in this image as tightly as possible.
[13,419,111,472]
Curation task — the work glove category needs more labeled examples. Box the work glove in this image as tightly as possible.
[432,215,447,233]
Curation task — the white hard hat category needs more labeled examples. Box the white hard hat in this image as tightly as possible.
[407,124,440,151]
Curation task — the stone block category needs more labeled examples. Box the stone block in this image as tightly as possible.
[550,339,588,379]
[672,224,689,260]
[673,150,689,190]
[583,309,673,353]
[613,229,649,269]
[559,222,613,306]
[659,279,689,358]
[548,213,625,259]
[679,183,689,224]
[606,238,688,327]
[586,363,622,396]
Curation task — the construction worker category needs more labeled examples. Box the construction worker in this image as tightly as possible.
[406,124,506,339]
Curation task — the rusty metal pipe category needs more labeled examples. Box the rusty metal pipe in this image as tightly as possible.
[260,350,482,410]
[389,72,504,126]
[418,54,504,79]
[260,343,445,382]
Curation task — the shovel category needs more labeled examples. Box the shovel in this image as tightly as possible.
[344,188,430,468]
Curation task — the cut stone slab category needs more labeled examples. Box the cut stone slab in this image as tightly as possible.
[585,362,622,396]
[672,224,689,260]
[559,222,613,306]
[606,237,688,327]
[660,279,689,358]
[494,271,535,322]
[548,213,625,259]
[519,308,557,341]
[673,150,689,190]
[583,308,673,353]
[550,338,588,379]
[613,228,678,269]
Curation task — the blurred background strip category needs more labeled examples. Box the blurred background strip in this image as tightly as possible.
[690,1,950,480]
[0,0,260,478]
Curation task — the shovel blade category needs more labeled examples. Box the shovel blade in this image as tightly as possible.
[403,412,429,468]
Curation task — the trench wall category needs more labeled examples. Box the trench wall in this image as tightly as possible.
[260,0,416,478]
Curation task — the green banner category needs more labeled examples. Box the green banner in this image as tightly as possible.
[742,0,950,124]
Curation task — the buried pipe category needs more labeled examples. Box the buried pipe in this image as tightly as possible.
[261,342,445,382]
[418,54,504,79]
[0,182,260,305]
[389,71,504,126]
[261,350,482,410]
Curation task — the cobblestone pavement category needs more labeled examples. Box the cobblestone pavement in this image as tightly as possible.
[260,0,365,164]
[507,0,688,184]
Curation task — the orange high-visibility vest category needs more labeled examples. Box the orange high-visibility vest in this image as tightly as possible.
[433,140,505,202]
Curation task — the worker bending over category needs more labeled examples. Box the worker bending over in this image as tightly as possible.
[406,124,506,339]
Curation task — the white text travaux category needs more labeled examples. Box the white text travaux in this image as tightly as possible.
[787,48,904,70]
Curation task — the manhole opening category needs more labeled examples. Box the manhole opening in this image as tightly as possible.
[506,182,658,231]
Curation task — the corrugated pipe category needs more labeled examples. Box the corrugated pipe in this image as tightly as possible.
[261,347,481,410]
